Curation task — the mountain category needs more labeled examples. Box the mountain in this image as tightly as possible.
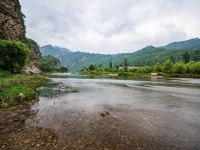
[162,38,200,50]
[40,38,200,72]
[40,45,72,56]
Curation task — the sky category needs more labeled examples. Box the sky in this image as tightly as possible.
[20,0,200,54]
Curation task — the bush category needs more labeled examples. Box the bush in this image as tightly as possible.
[154,63,162,72]
[60,66,68,73]
[0,40,30,73]
[88,64,96,71]
[162,60,173,73]
[172,61,186,74]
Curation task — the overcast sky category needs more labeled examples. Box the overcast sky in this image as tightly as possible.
[20,0,200,54]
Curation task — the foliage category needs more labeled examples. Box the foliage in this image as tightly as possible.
[172,61,186,74]
[154,63,162,72]
[0,40,30,73]
[80,60,200,78]
[162,60,173,73]
[109,61,113,69]
[1,86,35,105]
[60,66,68,73]
[124,58,128,72]
[182,51,190,63]
[88,64,96,71]
[0,73,46,107]
[39,55,68,73]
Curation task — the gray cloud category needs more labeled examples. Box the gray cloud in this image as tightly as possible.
[20,0,200,54]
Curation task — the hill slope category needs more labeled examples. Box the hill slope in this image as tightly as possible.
[161,38,200,50]
[40,38,200,72]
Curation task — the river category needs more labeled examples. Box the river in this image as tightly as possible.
[26,74,200,149]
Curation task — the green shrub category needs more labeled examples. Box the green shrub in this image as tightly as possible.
[137,66,152,73]
[154,63,162,72]
[172,61,186,74]
[0,40,30,73]
[162,60,173,73]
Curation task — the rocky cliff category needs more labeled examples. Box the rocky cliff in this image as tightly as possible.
[0,0,41,72]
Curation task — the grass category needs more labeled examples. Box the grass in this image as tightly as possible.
[1,86,36,106]
[0,71,47,107]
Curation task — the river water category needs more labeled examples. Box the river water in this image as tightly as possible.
[26,74,200,149]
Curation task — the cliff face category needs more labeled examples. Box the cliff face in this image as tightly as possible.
[0,0,25,40]
[0,0,41,71]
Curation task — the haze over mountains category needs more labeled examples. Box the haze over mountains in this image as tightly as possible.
[40,38,200,72]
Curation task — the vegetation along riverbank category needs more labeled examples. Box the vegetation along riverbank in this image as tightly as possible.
[80,58,200,78]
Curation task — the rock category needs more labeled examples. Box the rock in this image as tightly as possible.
[101,111,110,117]
[0,0,25,41]
[0,0,41,72]
[19,93,24,98]
[151,72,158,76]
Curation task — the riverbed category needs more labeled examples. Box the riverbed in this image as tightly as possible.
[27,74,200,149]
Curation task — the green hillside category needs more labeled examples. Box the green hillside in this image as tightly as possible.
[40,38,200,72]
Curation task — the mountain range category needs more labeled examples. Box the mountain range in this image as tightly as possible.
[40,38,200,72]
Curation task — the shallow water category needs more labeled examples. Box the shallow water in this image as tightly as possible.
[26,74,200,149]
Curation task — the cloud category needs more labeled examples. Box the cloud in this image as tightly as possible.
[20,0,200,54]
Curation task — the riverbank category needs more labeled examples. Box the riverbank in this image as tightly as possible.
[80,71,200,79]
[0,72,47,107]
[0,72,59,149]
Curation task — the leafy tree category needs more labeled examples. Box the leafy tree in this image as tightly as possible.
[169,56,175,63]
[39,55,61,72]
[0,40,30,73]
[109,61,113,69]
[182,51,190,63]
[172,61,185,74]
[162,60,173,73]
[98,64,103,68]
[60,66,68,73]
[124,58,128,72]
[88,64,96,71]
[154,63,162,72]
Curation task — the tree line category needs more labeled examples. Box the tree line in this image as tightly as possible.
[81,51,200,76]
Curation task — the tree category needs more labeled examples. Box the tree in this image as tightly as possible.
[109,61,113,69]
[154,63,162,72]
[182,51,190,63]
[162,60,173,73]
[124,58,128,72]
[88,64,96,71]
[0,40,30,73]
[60,66,68,73]
[169,56,175,63]
[39,55,61,72]
[172,61,185,74]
